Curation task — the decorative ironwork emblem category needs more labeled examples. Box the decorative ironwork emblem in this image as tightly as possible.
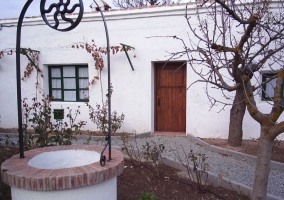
[40,0,84,32]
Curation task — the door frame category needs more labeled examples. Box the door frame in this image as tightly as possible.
[153,61,187,132]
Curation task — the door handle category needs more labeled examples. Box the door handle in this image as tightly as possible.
[158,98,160,106]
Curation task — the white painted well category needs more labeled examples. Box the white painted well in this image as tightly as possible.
[11,177,117,200]
[2,145,124,200]
[28,150,100,169]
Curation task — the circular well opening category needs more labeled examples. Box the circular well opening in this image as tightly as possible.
[28,150,100,169]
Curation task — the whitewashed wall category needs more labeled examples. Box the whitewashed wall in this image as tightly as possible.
[0,4,283,140]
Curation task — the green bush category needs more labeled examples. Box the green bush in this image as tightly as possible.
[22,95,86,148]
[139,191,158,200]
[87,101,124,135]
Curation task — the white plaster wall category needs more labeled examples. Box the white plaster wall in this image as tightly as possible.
[0,3,284,140]
[11,177,117,200]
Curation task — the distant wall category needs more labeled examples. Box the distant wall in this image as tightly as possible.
[0,4,283,140]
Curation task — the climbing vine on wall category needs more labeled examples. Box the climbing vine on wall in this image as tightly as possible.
[1,40,135,100]
[0,49,13,58]
[0,48,42,80]
[71,39,133,85]
[20,48,41,80]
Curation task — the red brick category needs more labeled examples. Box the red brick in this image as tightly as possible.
[1,145,124,191]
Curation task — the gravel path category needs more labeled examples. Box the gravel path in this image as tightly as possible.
[75,135,284,199]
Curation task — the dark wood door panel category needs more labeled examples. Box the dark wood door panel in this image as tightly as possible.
[155,63,186,132]
[156,88,186,131]
[159,67,185,87]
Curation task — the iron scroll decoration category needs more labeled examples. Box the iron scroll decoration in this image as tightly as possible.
[16,0,112,166]
[40,0,84,32]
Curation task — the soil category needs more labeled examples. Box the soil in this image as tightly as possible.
[201,138,284,163]
[117,137,284,200]
[118,159,249,200]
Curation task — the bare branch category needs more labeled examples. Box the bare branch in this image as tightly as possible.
[242,75,264,124]
[112,0,178,8]
[268,69,284,122]
[214,0,251,24]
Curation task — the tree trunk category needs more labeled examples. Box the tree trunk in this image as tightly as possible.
[251,126,274,200]
[228,87,246,147]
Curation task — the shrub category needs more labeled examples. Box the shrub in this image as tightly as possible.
[139,191,158,200]
[87,101,125,135]
[22,95,86,148]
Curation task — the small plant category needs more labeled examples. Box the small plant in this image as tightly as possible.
[120,133,144,165]
[22,95,86,148]
[139,191,158,200]
[50,107,86,145]
[120,134,165,174]
[171,145,208,193]
[84,135,92,145]
[142,141,165,175]
[3,135,16,147]
[87,101,125,135]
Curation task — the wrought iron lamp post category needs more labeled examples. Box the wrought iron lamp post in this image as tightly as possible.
[16,0,112,166]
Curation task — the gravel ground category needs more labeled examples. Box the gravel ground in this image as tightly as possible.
[75,135,284,199]
[2,133,283,198]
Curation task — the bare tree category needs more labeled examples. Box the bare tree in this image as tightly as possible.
[166,0,284,149]
[112,0,176,8]
[165,0,284,199]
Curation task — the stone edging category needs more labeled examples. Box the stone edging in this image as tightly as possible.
[161,155,282,200]
[0,132,152,144]
[77,131,151,140]
[186,134,284,170]
[1,145,124,191]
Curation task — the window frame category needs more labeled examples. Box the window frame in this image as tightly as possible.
[261,72,283,101]
[48,65,89,102]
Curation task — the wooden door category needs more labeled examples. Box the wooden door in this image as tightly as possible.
[155,62,186,132]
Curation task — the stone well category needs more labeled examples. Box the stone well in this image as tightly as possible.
[1,145,124,200]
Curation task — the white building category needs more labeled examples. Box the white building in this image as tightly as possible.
[0,2,283,140]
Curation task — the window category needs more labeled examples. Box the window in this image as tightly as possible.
[262,73,283,101]
[48,65,89,102]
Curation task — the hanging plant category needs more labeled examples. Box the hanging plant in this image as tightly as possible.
[0,48,41,80]
[20,48,41,80]
[0,49,13,59]
[71,39,134,86]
